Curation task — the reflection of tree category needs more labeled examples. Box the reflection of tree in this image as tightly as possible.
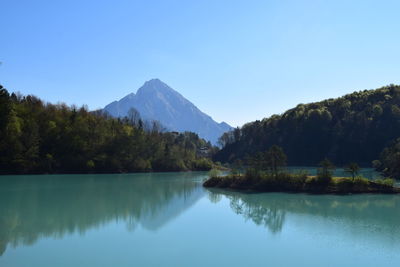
[207,189,400,235]
[229,196,285,234]
[0,172,206,255]
[207,191,222,203]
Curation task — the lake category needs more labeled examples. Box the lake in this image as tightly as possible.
[1,171,400,267]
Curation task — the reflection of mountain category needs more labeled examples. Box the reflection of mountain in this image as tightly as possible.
[207,189,400,235]
[140,185,204,231]
[0,172,207,255]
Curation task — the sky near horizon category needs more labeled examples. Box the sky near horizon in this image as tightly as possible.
[1,0,400,127]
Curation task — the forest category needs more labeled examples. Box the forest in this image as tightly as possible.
[215,84,400,178]
[2,83,400,179]
[0,85,215,174]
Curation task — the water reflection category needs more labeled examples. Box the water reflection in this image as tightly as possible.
[0,172,207,255]
[207,189,400,235]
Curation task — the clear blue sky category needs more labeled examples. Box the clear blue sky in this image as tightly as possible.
[1,0,400,127]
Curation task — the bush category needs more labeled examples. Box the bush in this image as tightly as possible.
[193,158,213,171]
[254,172,307,191]
[133,158,152,171]
[353,176,369,186]
[86,160,95,169]
[315,159,334,185]
[293,170,308,184]
[208,169,221,178]
[375,178,395,187]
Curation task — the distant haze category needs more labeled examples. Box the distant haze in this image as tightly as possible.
[104,79,232,144]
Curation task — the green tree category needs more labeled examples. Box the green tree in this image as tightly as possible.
[378,138,400,179]
[264,145,287,176]
[232,159,243,175]
[345,162,360,180]
[318,158,335,180]
[251,152,266,171]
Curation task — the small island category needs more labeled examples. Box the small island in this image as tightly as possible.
[204,146,400,194]
[204,174,400,194]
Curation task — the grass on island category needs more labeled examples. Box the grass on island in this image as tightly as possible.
[206,146,399,194]
[204,169,398,194]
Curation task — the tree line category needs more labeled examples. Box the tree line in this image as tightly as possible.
[214,84,400,178]
[0,85,215,174]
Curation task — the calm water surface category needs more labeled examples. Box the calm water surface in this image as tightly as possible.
[1,172,400,267]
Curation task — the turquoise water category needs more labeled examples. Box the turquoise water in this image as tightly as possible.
[1,172,400,267]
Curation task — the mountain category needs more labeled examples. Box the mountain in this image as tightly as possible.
[103,79,232,144]
[214,84,400,166]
